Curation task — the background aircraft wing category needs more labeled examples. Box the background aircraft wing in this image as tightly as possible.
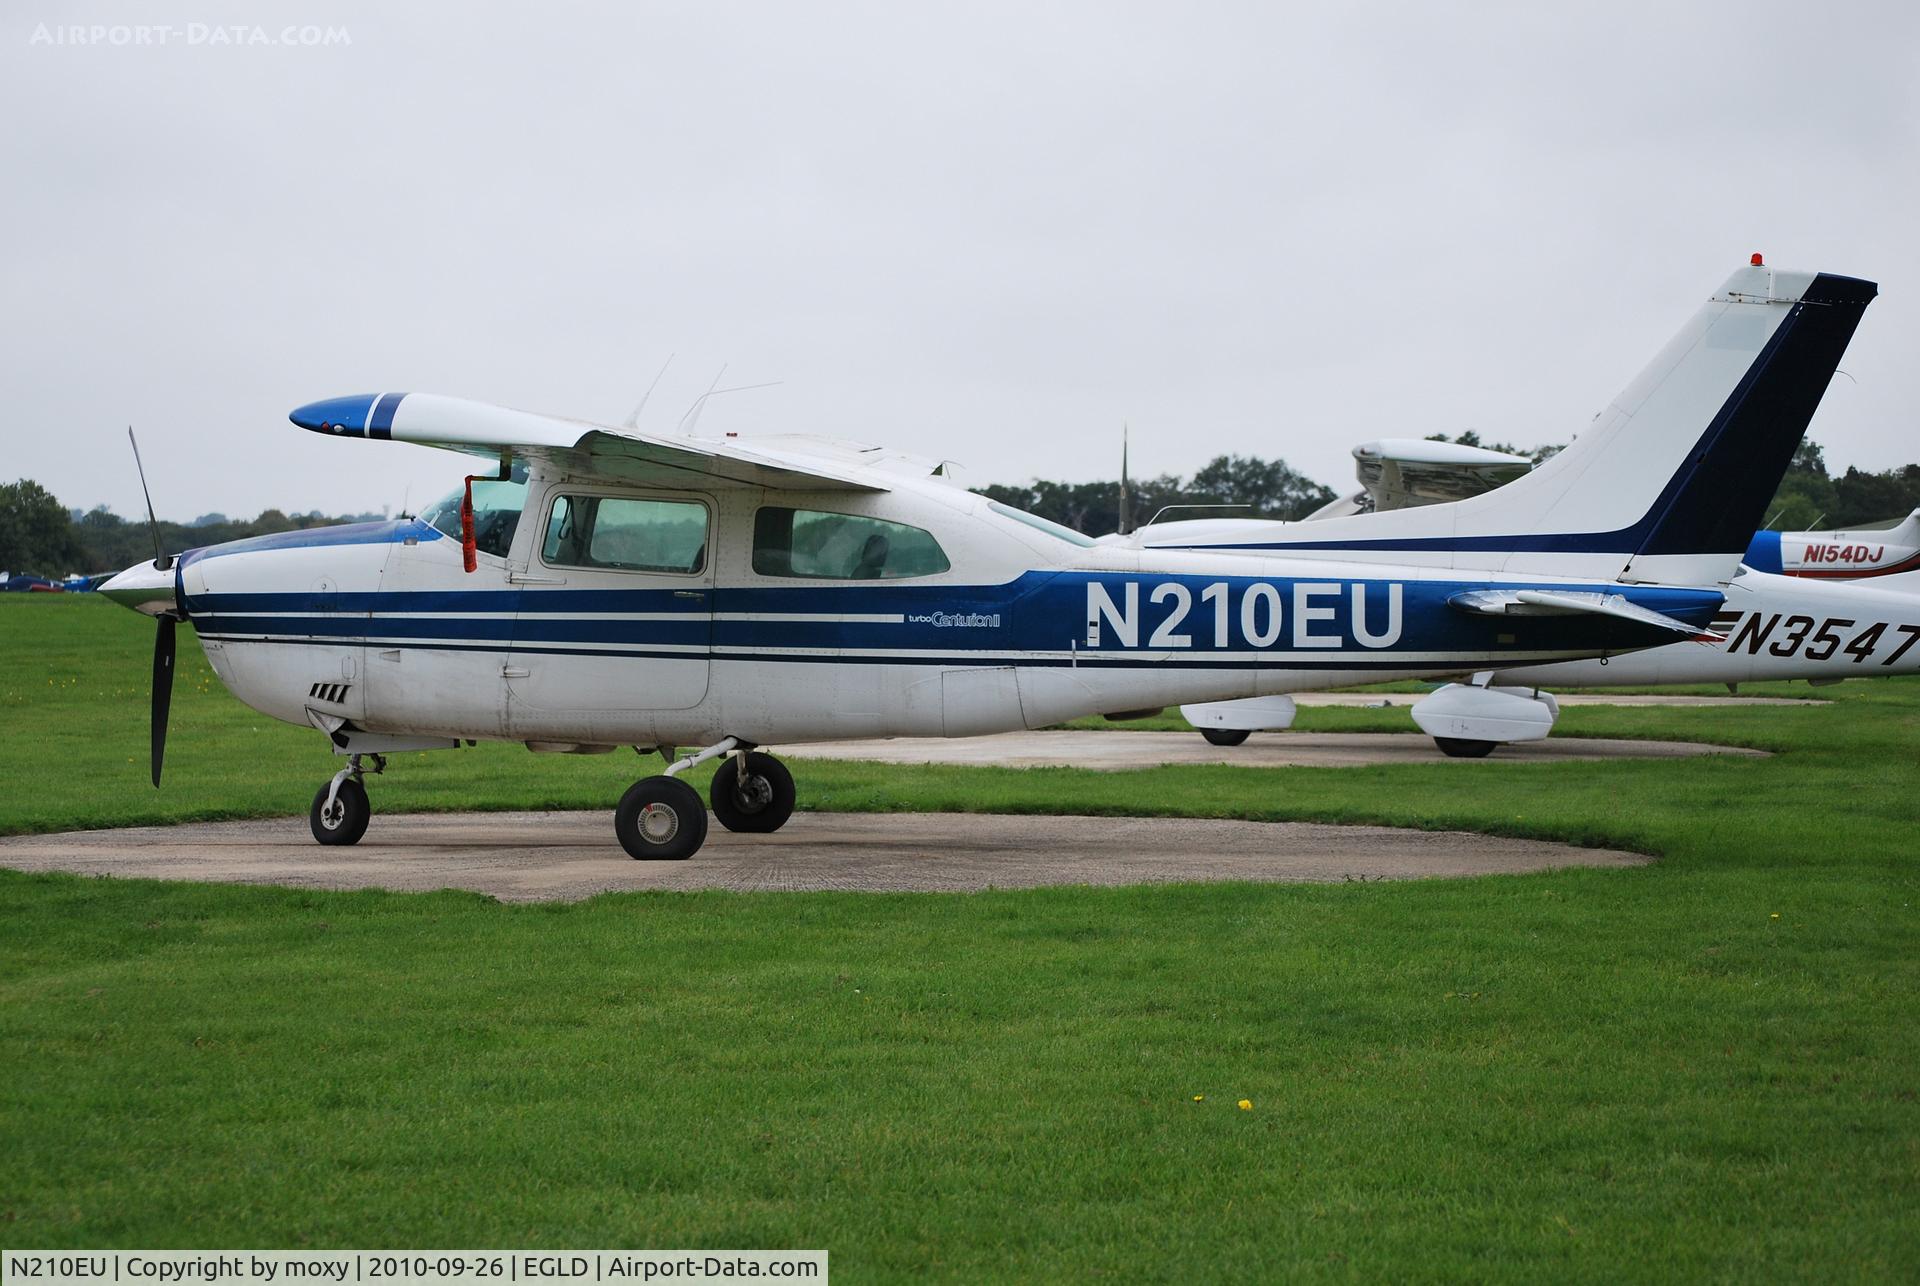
[1352,438,1533,511]
[290,392,886,492]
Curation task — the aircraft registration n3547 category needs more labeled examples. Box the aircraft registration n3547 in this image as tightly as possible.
[101,260,1876,859]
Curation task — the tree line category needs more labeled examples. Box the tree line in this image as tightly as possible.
[976,437,1920,535]
[0,479,385,579]
[975,454,1339,536]
[1762,441,1920,531]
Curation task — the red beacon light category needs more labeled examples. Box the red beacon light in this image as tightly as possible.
[1751,252,1765,266]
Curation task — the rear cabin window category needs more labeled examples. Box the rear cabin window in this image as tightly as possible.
[542,495,708,574]
[752,507,951,579]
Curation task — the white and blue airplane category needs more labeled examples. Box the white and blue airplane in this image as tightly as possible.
[100,259,1875,858]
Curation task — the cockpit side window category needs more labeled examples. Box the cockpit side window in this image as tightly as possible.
[418,469,529,559]
[752,507,951,579]
[541,495,708,574]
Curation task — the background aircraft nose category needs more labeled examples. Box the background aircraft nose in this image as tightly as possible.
[98,559,180,617]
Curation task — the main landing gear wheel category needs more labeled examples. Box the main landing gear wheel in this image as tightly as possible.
[310,777,371,846]
[1434,737,1499,759]
[710,751,797,834]
[616,776,709,860]
[1201,727,1251,747]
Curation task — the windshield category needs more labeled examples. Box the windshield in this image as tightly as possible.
[419,467,529,559]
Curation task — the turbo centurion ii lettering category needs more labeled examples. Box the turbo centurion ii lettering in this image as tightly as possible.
[906,612,1003,628]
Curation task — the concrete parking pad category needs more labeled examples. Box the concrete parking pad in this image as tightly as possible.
[0,810,1647,901]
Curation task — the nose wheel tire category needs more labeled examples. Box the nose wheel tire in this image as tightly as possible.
[616,776,709,860]
[710,752,797,834]
[1200,727,1251,747]
[1434,737,1499,759]
[309,778,371,846]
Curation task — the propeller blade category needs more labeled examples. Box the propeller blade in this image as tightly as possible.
[128,426,172,571]
[151,615,176,788]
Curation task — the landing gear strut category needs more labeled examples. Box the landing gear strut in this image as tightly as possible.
[615,737,796,860]
[310,753,384,846]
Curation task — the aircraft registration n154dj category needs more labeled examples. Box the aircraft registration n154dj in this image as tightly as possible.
[100,260,1875,859]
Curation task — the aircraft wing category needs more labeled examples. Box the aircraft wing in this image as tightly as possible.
[1448,588,1725,642]
[290,392,886,492]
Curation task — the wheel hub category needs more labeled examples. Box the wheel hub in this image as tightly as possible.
[639,802,680,844]
[734,773,773,813]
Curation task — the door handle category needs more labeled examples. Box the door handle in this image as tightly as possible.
[673,590,706,599]
[501,665,530,678]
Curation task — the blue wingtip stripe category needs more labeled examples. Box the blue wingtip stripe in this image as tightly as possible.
[370,392,406,439]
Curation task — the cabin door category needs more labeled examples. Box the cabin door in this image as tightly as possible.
[506,488,714,731]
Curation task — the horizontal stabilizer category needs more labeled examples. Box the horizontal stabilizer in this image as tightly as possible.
[1448,589,1725,642]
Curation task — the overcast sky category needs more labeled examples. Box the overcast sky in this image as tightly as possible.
[5,0,1917,522]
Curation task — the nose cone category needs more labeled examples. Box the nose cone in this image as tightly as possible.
[291,392,408,438]
[99,559,180,617]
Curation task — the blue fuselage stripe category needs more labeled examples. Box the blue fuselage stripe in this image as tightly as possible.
[192,632,1586,672]
[184,572,1723,660]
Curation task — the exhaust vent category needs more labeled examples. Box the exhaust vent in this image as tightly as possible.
[308,682,352,704]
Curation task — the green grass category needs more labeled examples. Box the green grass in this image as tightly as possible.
[3,596,1918,1280]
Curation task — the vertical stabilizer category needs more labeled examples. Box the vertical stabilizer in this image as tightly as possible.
[1169,262,1876,585]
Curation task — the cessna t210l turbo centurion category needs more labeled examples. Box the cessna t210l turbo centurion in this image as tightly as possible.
[100,260,1874,859]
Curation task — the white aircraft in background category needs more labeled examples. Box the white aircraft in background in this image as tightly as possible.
[100,259,1873,854]
[1744,509,1920,585]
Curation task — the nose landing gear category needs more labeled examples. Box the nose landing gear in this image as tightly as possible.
[309,753,384,845]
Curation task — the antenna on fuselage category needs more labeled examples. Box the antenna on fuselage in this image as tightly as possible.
[675,365,785,437]
[623,352,676,429]
[1118,423,1131,536]
[677,366,727,435]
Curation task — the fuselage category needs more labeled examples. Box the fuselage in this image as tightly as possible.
[161,463,1721,749]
